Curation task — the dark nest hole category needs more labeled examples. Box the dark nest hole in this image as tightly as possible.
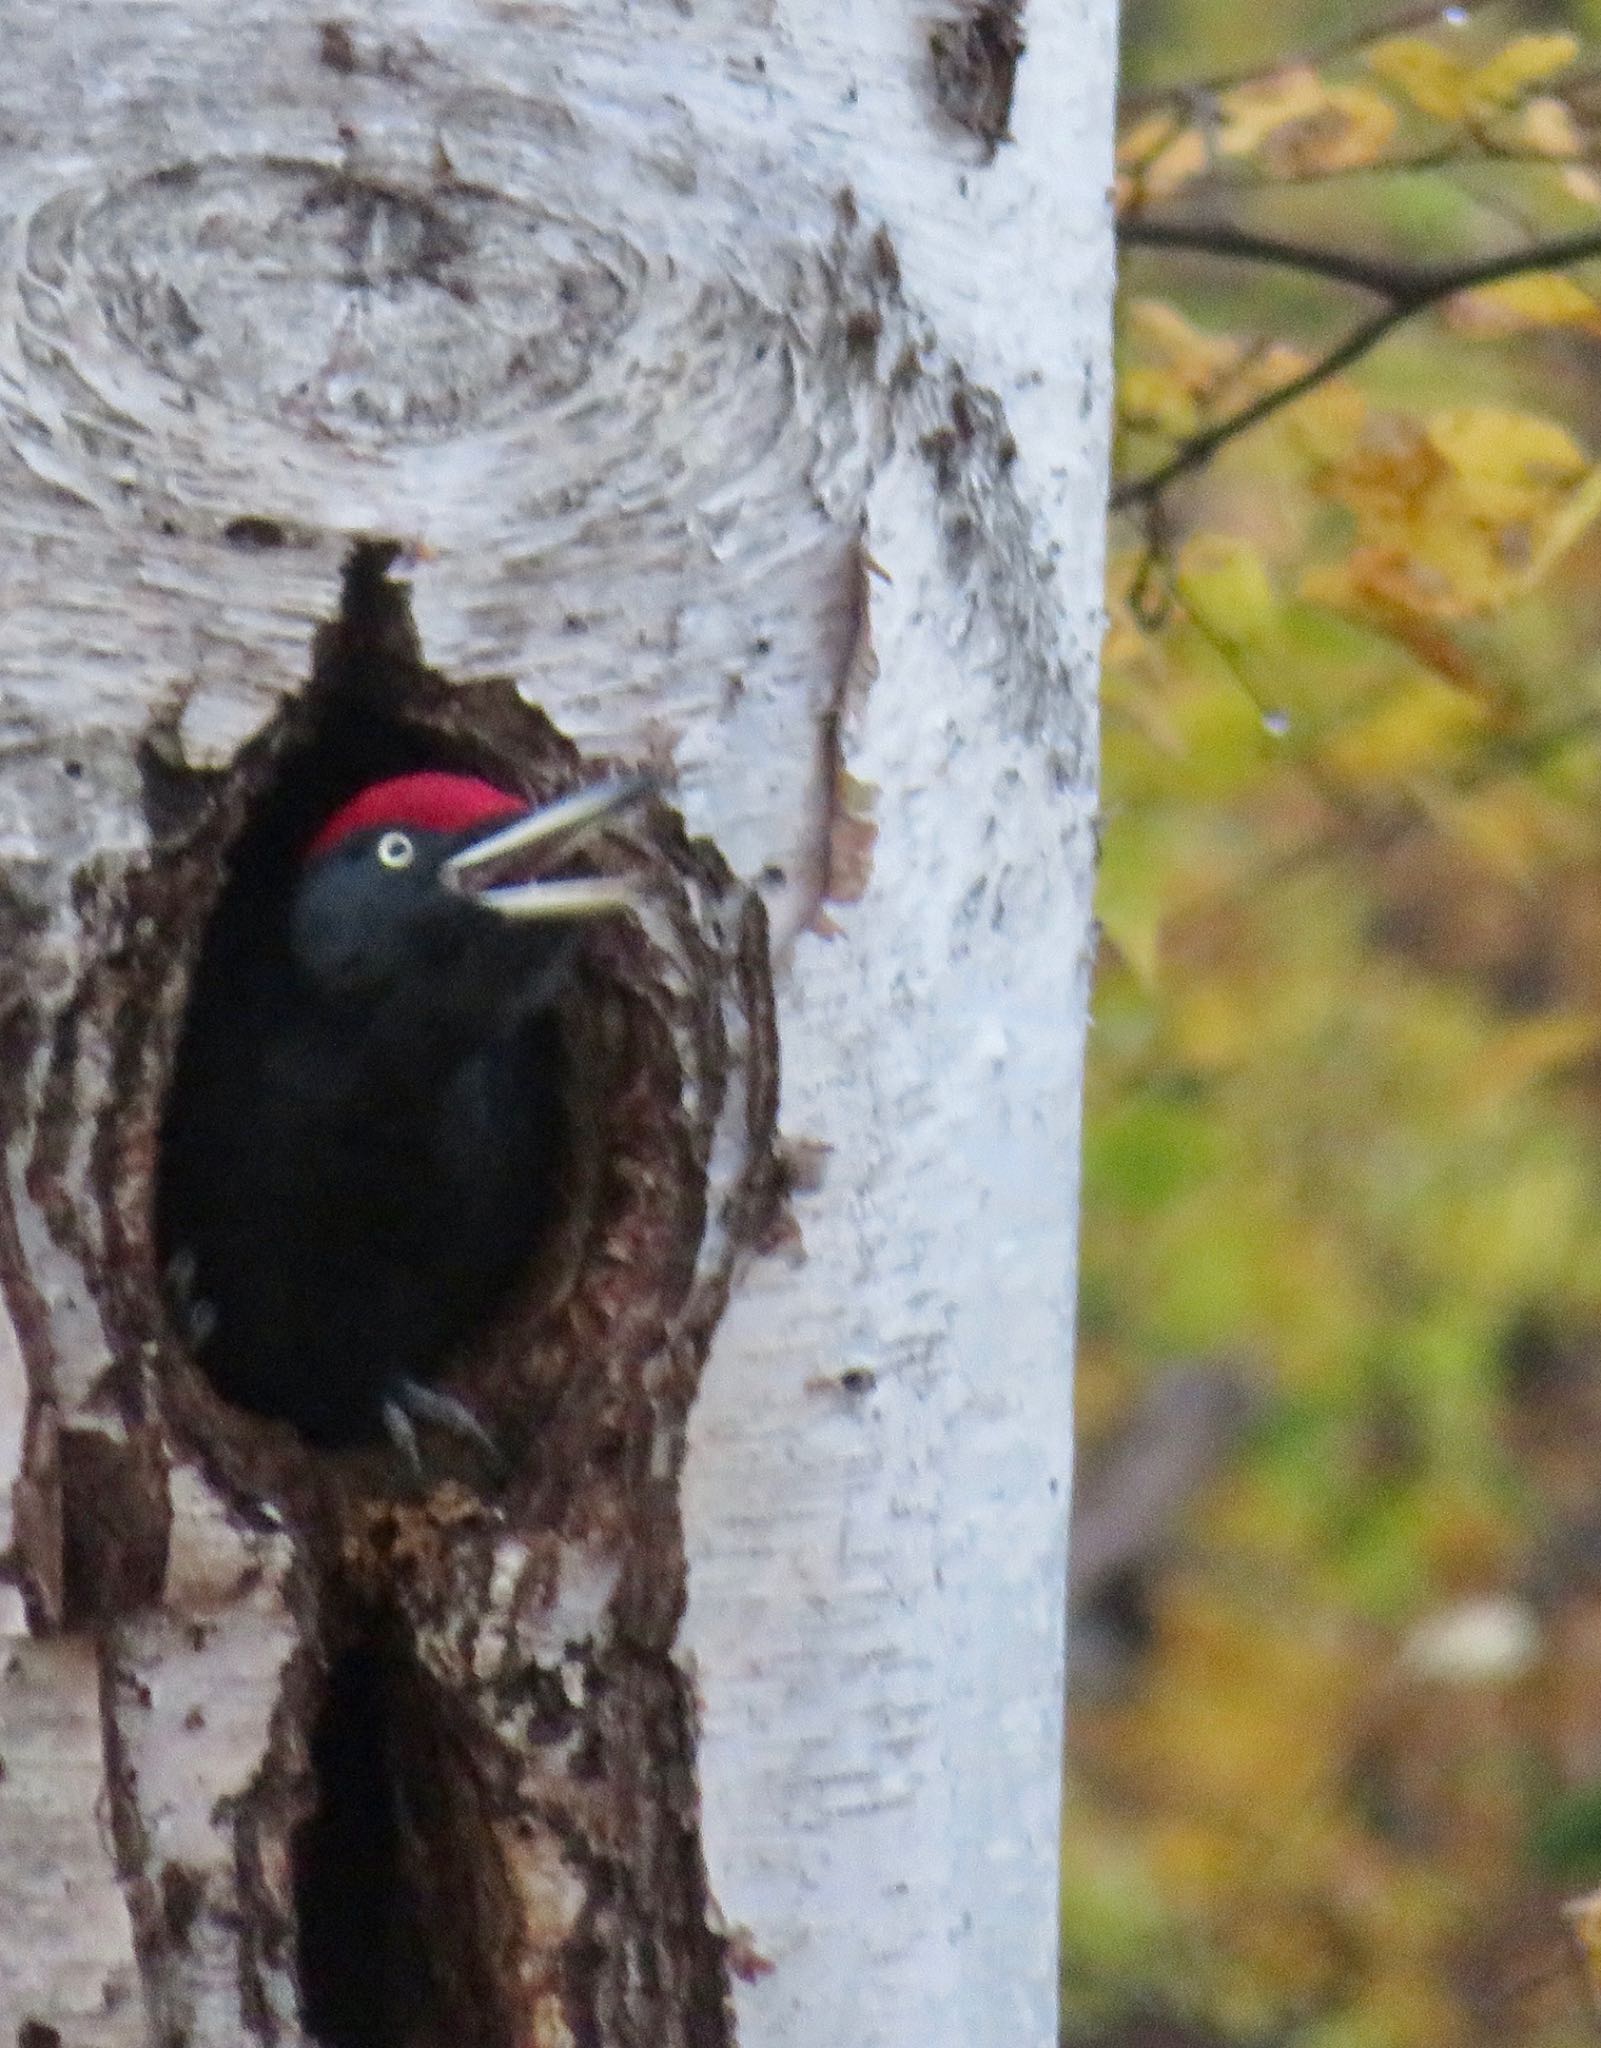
[293,1622,519,2048]
[142,541,655,1476]
[20,541,757,2037]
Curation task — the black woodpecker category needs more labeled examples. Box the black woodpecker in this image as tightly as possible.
[157,770,647,1457]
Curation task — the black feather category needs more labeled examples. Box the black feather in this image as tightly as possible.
[158,819,574,1447]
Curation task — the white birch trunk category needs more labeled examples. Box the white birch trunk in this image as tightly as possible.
[0,5,1115,2045]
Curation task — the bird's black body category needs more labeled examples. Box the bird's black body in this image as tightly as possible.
[158,776,631,1450]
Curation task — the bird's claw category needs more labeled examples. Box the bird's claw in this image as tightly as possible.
[382,1378,504,1474]
[164,1246,218,1348]
[381,1396,424,1477]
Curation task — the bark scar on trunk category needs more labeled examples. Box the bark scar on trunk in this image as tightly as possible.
[928,3,1027,158]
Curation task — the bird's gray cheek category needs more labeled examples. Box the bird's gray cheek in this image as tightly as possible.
[292,902,384,1000]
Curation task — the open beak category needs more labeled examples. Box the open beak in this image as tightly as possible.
[440,774,651,921]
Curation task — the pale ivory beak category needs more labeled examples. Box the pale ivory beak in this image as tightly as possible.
[439,774,651,920]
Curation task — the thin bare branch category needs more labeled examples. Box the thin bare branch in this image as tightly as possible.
[1120,216,1601,302]
[1176,145,1466,191]
[1113,303,1408,511]
[1119,216,1420,294]
[1151,123,1601,198]
[1113,221,1601,510]
[1391,224,1601,297]
[1117,0,1499,118]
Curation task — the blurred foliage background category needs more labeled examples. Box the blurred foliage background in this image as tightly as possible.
[1071,2,1601,2043]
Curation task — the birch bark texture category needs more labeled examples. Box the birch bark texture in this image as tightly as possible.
[0,5,1114,2046]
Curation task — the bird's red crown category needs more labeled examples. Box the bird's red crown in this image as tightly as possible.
[306,773,525,862]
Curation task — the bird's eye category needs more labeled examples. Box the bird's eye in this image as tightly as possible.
[376,831,415,870]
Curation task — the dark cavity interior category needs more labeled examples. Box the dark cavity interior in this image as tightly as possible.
[293,1634,513,2048]
[294,1641,425,2046]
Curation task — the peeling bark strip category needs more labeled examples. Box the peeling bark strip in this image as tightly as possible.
[0,6,1114,2047]
[929,4,1028,157]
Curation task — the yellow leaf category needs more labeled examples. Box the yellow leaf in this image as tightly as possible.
[1096,823,1170,986]
[1117,112,1182,167]
[1223,74,1400,177]
[1302,401,1600,630]
[1101,608,1148,677]
[1564,165,1601,208]
[1333,414,1449,526]
[1367,37,1473,121]
[1224,340,1313,411]
[1125,299,1239,394]
[1269,83,1399,175]
[1317,673,1486,782]
[1447,272,1601,340]
[1512,94,1583,159]
[1279,377,1368,467]
[1174,535,1278,647]
[1217,66,1328,157]
[1470,32,1579,108]
[1131,127,1210,206]
[1426,407,1588,504]
[1119,365,1201,437]
[1369,31,1578,122]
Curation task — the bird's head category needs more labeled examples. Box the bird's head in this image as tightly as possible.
[291,770,647,1011]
